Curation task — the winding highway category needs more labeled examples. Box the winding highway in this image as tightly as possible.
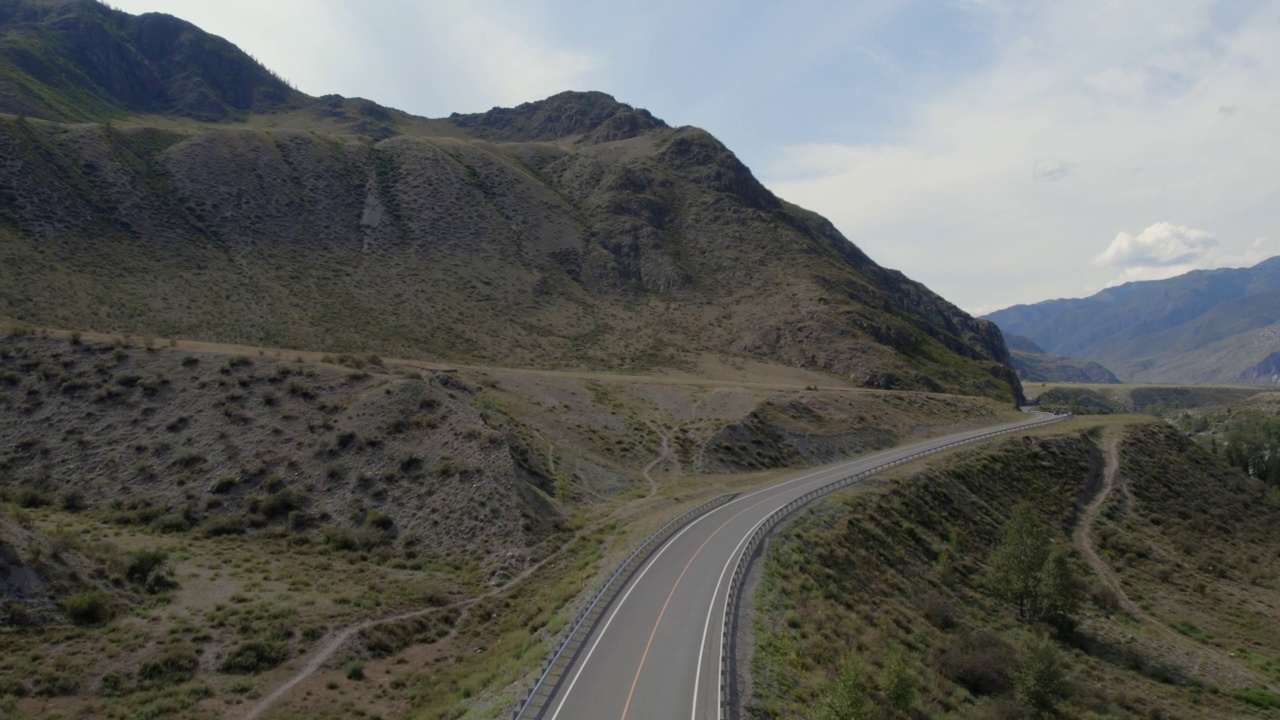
[524,413,1063,720]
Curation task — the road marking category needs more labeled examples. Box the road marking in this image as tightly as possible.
[550,464,849,720]
[548,416,1048,719]
[549,510,714,720]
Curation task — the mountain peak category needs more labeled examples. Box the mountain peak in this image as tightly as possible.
[448,90,667,143]
[0,0,305,120]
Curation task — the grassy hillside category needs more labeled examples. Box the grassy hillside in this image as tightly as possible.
[0,0,1025,405]
[0,330,1019,719]
[748,420,1280,718]
[0,105,1020,403]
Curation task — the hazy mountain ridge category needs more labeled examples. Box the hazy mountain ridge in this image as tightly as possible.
[0,0,1022,404]
[1004,333,1121,384]
[985,257,1280,384]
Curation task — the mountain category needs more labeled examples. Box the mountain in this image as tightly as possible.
[984,257,1280,385]
[0,0,1022,405]
[1003,333,1121,384]
[0,0,305,120]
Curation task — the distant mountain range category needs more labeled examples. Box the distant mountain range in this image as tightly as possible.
[984,257,1280,385]
[0,0,1023,403]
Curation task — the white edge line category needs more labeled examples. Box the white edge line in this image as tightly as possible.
[548,461,842,720]
[691,496,786,720]
[548,506,716,720]
[703,414,1059,719]
[553,414,1052,719]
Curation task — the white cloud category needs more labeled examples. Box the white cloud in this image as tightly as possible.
[1093,222,1217,268]
[1090,228,1280,288]
[762,0,1280,313]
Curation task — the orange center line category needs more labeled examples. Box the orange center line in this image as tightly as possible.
[617,491,786,720]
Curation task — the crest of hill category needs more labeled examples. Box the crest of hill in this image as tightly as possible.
[448,90,667,143]
[985,257,1280,385]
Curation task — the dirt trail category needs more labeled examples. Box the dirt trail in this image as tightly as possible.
[641,426,675,498]
[1074,437,1265,689]
[244,415,694,718]
[1074,438,1146,619]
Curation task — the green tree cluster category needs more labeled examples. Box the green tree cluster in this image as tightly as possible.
[986,503,1081,632]
[1216,414,1280,487]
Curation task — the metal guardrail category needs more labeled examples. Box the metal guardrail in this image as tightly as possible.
[512,491,738,719]
[718,412,1071,718]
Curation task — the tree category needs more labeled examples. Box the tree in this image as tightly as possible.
[1038,547,1082,633]
[987,502,1050,620]
[881,649,917,716]
[1015,634,1069,712]
[812,657,871,720]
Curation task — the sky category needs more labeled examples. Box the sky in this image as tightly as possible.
[109,0,1280,315]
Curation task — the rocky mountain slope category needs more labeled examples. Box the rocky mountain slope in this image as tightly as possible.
[985,257,1280,385]
[1004,333,1120,384]
[0,0,1022,405]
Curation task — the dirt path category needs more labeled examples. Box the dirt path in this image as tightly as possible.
[1073,438,1264,689]
[640,426,674,499]
[1074,438,1146,619]
[241,505,635,720]
[244,417,698,719]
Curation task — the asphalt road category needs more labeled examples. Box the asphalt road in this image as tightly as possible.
[539,414,1058,720]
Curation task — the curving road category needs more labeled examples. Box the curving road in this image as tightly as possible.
[532,413,1060,720]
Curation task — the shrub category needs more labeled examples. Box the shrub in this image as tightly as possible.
[202,516,246,537]
[114,372,142,387]
[365,509,394,531]
[17,486,51,508]
[137,646,199,689]
[59,488,88,512]
[64,590,114,625]
[125,549,177,593]
[941,630,1016,696]
[218,640,288,674]
[152,512,191,533]
[260,489,302,519]
[324,528,358,551]
[1014,635,1070,711]
[284,377,316,399]
[345,662,365,681]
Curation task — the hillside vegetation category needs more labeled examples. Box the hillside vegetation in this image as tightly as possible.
[749,420,1280,719]
[0,330,1017,718]
[0,0,1023,405]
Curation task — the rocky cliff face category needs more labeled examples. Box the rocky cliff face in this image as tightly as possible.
[0,1,1024,405]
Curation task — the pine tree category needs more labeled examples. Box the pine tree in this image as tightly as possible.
[987,502,1050,620]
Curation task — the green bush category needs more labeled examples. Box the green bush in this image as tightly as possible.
[218,640,288,674]
[59,488,88,512]
[137,646,199,690]
[260,489,302,519]
[124,549,177,593]
[64,590,114,625]
[202,515,246,537]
